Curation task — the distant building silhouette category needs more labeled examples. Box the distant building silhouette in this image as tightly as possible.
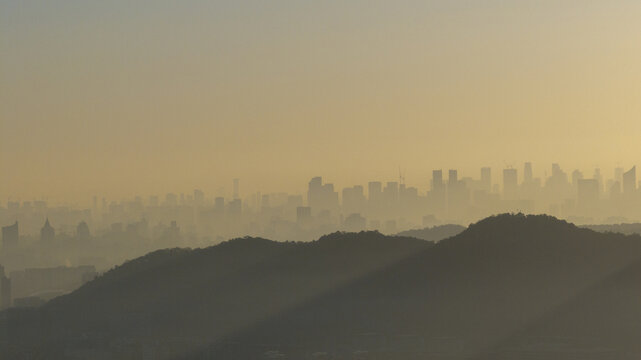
[343,213,366,232]
[623,166,636,194]
[448,169,458,186]
[228,199,242,220]
[480,167,491,193]
[503,168,518,200]
[383,182,399,207]
[523,162,533,184]
[40,218,55,242]
[307,177,339,215]
[2,221,18,252]
[76,221,91,241]
[571,169,584,188]
[214,197,225,214]
[0,264,11,310]
[296,206,312,226]
[194,189,205,205]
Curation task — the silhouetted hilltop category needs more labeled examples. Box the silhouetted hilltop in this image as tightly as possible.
[3,214,641,360]
[583,223,641,236]
[0,231,431,359]
[396,224,466,242]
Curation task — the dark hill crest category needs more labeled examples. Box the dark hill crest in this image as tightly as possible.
[6,214,641,359]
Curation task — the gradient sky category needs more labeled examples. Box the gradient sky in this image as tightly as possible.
[2,1,641,205]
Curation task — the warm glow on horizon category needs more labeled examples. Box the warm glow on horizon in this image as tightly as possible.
[2,1,641,203]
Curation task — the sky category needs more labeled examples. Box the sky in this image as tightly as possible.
[2,1,641,205]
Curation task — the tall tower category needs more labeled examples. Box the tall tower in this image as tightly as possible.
[432,170,443,191]
[448,169,458,186]
[1,221,18,252]
[503,168,518,200]
[40,218,55,242]
[623,166,637,194]
[0,264,11,310]
[480,167,491,193]
[523,162,533,183]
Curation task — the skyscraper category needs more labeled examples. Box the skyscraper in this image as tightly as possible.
[430,170,446,211]
[623,166,636,194]
[296,206,312,226]
[432,170,443,191]
[194,189,205,205]
[307,177,338,215]
[368,181,382,202]
[308,177,323,208]
[448,170,458,186]
[480,167,491,193]
[383,182,399,206]
[40,218,55,242]
[214,197,225,214]
[1,221,18,252]
[615,167,624,185]
[503,168,518,200]
[77,221,91,241]
[0,265,11,310]
[523,162,533,183]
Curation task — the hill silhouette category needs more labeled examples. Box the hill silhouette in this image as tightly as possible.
[395,224,466,242]
[0,231,431,359]
[583,223,641,236]
[2,214,641,359]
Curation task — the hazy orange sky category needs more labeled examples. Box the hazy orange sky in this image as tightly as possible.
[2,1,641,205]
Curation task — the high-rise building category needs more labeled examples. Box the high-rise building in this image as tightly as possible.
[307,177,338,214]
[432,170,444,191]
[296,206,312,226]
[447,169,469,213]
[523,162,533,184]
[76,221,91,241]
[503,168,518,200]
[194,189,205,205]
[571,170,584,188]
[308,177,323,208]
[430,169,446,211]
[228,199,242,218]
[342,185,365,215]
[0,265,11,310]
[480,167,491,193]
[2,221,18,252]
[383,182,399,206]
[623,166,636,194]
[593,168,603,195]
[368,181,383,204]
[448,170,458,186]
[214,197,225,214]
[40,218,55,242]
[615,167,624,185]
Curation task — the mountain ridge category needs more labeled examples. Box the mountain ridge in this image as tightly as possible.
[3,213,641,359]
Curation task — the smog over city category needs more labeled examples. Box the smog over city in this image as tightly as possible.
[2,1,641,359]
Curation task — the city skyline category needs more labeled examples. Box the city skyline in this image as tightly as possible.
[3,162,639,207]
[3,1,641,203]
[3,162,640,235]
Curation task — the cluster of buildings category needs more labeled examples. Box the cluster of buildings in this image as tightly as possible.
[1,163,641,309]
[2,164,641,245]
